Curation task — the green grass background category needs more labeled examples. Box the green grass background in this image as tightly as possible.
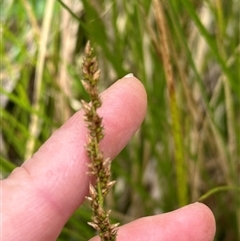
[1,0,240,240]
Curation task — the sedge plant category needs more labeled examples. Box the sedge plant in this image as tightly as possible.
[81,41,118,241]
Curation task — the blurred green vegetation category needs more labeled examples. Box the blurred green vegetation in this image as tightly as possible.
[1,0,240,240]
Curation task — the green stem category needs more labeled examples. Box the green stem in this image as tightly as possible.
[97,182,104,207]
[170,92,188,206]
[198,186,240,201]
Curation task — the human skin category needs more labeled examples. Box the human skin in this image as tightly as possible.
[1,77,216,241]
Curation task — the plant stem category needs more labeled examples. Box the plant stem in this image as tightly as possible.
[153,0,188,206]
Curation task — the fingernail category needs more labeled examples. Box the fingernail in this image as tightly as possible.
[123,73,134,78]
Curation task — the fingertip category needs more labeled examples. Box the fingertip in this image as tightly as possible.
[104,74,148,117]
[166,202,216,241]
[120,75,148,123]
[188,202,216,240]
[120,74,147,106]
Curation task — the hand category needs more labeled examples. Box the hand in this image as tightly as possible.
[2,77,216,241]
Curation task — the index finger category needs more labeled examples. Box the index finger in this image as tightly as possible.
[2,76,147,241]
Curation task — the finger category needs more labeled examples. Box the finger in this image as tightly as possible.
[90,203,216,241]
[2,76,147,241]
